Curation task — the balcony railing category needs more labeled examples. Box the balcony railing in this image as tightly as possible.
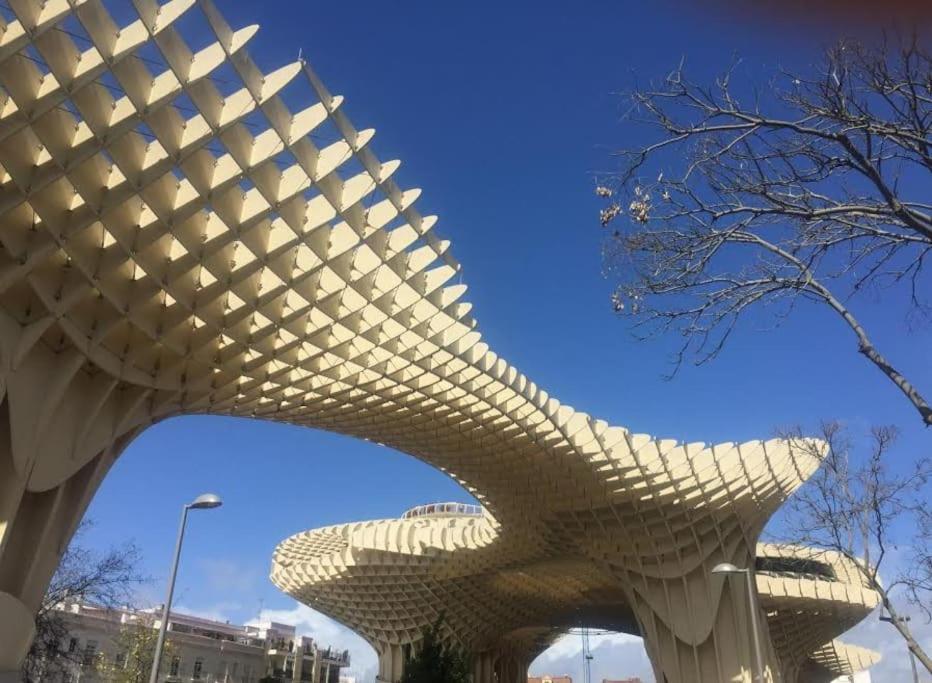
[401,502,483,520]
[317,648,350,665]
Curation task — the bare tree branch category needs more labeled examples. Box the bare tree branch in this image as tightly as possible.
[22,520,146,683]
[599,35,932,426]
[775,422,932,674]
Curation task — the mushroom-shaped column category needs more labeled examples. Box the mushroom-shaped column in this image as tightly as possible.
[375,643,407,683]
[504,430,822,683]
[0,338,149,670]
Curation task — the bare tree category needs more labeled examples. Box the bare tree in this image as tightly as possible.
[598,35,932,426]
[22,521,145,683]
[779,422,932,673]
[94,616,175,683]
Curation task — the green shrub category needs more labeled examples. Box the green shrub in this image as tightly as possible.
[400,618,470,683]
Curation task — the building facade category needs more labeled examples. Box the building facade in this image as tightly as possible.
[48,603,348,683]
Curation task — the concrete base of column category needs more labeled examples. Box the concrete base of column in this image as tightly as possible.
[0,591,34,672]
[376,642,405,683]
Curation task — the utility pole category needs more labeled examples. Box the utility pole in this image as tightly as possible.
[581,628,593,683]
[879,613,919,683]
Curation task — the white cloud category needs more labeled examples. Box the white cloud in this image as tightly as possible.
[530,632,655,683]
[535,631,643,662]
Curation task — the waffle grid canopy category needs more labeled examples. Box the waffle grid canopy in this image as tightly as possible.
[272,514,881,683]
[0,2,880,682]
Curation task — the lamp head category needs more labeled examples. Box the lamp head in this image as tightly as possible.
[188,493,223,510]
[711,562,743,575]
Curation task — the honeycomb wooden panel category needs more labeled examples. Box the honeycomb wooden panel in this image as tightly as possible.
[0,2,880,681]
[273,512,881,683]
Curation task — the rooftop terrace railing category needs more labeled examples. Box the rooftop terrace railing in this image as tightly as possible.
[401,502,484,520]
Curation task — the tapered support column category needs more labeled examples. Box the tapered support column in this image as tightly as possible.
[0,319,152,675]
[0,445,125,671]
[473,651,495,683]
[0,591,34,671]
[493,652,528,683]
[376,643,406,683]
[628,561,778,683]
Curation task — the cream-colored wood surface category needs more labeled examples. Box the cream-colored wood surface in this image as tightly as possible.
[0,1,879,680]
[273,512,879,682]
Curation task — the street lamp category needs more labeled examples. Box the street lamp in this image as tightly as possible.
[712,562,766,683]
[879,612,919,683]
[148,494,223,683]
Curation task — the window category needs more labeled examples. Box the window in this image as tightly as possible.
[170,656,181,677]
[755,556,836,580]
[82,640,98,667]
[115,652,126,667]
[193,658,204,680]
[68,638,78,653]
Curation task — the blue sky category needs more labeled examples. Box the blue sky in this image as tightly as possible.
[80,1,931,680]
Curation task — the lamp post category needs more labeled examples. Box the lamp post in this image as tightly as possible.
[712,562,766,683]
[879,613,919,683]
[148,494,223,683]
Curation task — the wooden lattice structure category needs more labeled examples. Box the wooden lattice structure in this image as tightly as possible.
[0,2,879,681]
[273,513,880,682]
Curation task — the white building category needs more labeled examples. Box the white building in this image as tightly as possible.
[832,674,871,683]
[52,603,349,683]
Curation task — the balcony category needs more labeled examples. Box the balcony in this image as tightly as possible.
[268,639,296,655]
[317,648,350,666]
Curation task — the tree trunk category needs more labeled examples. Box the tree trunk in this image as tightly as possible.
[815,280,932,428]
